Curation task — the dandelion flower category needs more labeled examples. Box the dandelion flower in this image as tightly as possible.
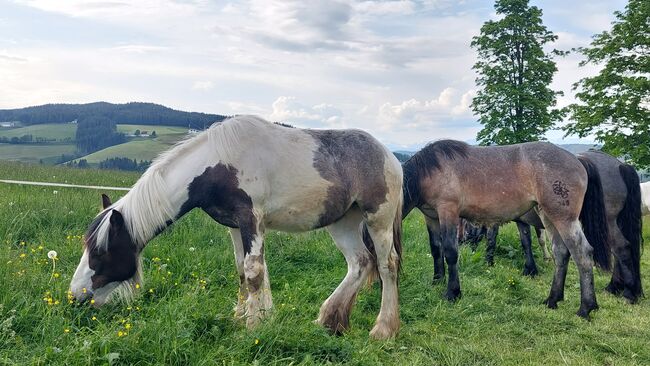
[64,328,70,333]
[90,299,95,305]
[47,251,58,260]
[255,339,260,345]
[53,273,60,278]
[125,323,131,330]
[19,253,26,258]
[135,283,140,289]
[117,331,125,337]
[92,316,97,321]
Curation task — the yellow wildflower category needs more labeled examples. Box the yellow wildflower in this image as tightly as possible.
[64,328,70,333]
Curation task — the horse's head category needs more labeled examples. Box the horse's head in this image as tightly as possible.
[70,194,141,306]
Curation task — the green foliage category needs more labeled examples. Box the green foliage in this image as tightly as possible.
[0,161,649,364]
[564,0,650,168]
[0,102,226,129]
[471,0,565,145]
[75,115,125,154]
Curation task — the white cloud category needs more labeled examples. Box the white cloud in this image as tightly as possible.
[378,88,475,129]
[269,96,344,128]
[191,81,214,91]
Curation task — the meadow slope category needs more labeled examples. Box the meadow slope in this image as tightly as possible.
[0,161,649,365]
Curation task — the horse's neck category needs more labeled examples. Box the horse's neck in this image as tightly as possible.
[123,138,215,245]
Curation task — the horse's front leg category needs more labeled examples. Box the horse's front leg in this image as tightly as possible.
[229,228,248,319]
[438,205,461,301]
[240,215,273,329]
[485,224,499,266]
[516,222,538,276]
[425,216,445,283]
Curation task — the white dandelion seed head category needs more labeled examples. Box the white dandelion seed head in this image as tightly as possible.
[48,250,58,259]
[189,247,195,252]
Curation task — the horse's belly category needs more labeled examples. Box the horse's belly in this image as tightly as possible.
[262,200,327,232]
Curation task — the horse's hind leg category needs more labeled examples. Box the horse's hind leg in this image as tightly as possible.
[239,215,273,329]
[605,223,639,303]
[229,228,248,319]
[318,208,375,335]
[516,222,538,276]
[556,220,599,318]
[365,210,400,339]
[540,221,570,308]
[425,216,445,283]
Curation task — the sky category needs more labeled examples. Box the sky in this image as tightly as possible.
[0,0,627,150]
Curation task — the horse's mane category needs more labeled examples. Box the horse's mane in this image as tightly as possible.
[87,115,263,251]
[402,140,469,210]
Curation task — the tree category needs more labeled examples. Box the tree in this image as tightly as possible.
[134,129,141,136]
[151,130,157,138]
[471,0,565,145]
[564,0,649,168]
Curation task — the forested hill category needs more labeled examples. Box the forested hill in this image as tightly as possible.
[0,102,228,128]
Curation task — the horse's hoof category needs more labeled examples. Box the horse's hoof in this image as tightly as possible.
[605,282,622,296]
[522,266,538,277]
[445,289,462,302]
[543,297,559,309]
[432,275,445,284]
[369,322,398,340]
[622,289,639,304]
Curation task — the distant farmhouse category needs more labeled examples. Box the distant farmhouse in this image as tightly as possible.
[0,121,17,128]
[188,128,201,134]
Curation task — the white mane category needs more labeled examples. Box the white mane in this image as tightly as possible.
[90,115,271,250]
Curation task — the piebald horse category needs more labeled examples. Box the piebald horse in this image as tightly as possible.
[70,116,403,339]
[403,140,610,318]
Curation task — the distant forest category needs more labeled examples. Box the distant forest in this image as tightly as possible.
[0,102,228,129]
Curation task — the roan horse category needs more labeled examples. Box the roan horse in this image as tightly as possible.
[403,140,610,318]
[70,116,404,339]
[472,150,644,303]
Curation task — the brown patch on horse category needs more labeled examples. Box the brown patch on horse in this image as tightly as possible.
[245,255,265,292]
[178,163,256,253]
[307,130,388,227]
[87,210,138,289]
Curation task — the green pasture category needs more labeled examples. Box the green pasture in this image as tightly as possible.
[0,144,77,164]
[0,161,648,365]
[0,124,77,141]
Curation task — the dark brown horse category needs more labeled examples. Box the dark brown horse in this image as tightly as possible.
[403,140,610,318]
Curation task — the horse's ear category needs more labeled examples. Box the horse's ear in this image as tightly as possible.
[101,194,112,209]
[110,209,124,227]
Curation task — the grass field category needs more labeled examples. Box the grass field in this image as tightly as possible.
[0,161,649,365]
[0,144,77,164]
[0,124,77,141]
[77,125,188,164]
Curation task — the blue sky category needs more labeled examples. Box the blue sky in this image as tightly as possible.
[0,0,627,149]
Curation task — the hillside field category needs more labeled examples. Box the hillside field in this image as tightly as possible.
[0,123,188,164]
[0,161,648,365]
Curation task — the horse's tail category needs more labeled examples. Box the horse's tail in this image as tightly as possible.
[618,163,643,298]
[577,156,611,271]
[361,193,403,285]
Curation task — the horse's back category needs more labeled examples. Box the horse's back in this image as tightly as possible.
[222,117,399,231]
[578,151,630,216]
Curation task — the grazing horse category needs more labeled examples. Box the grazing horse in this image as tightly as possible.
[403,140,610,318]
[479,151,643,303]
[70,116,403,339]
[642,182,650,216]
